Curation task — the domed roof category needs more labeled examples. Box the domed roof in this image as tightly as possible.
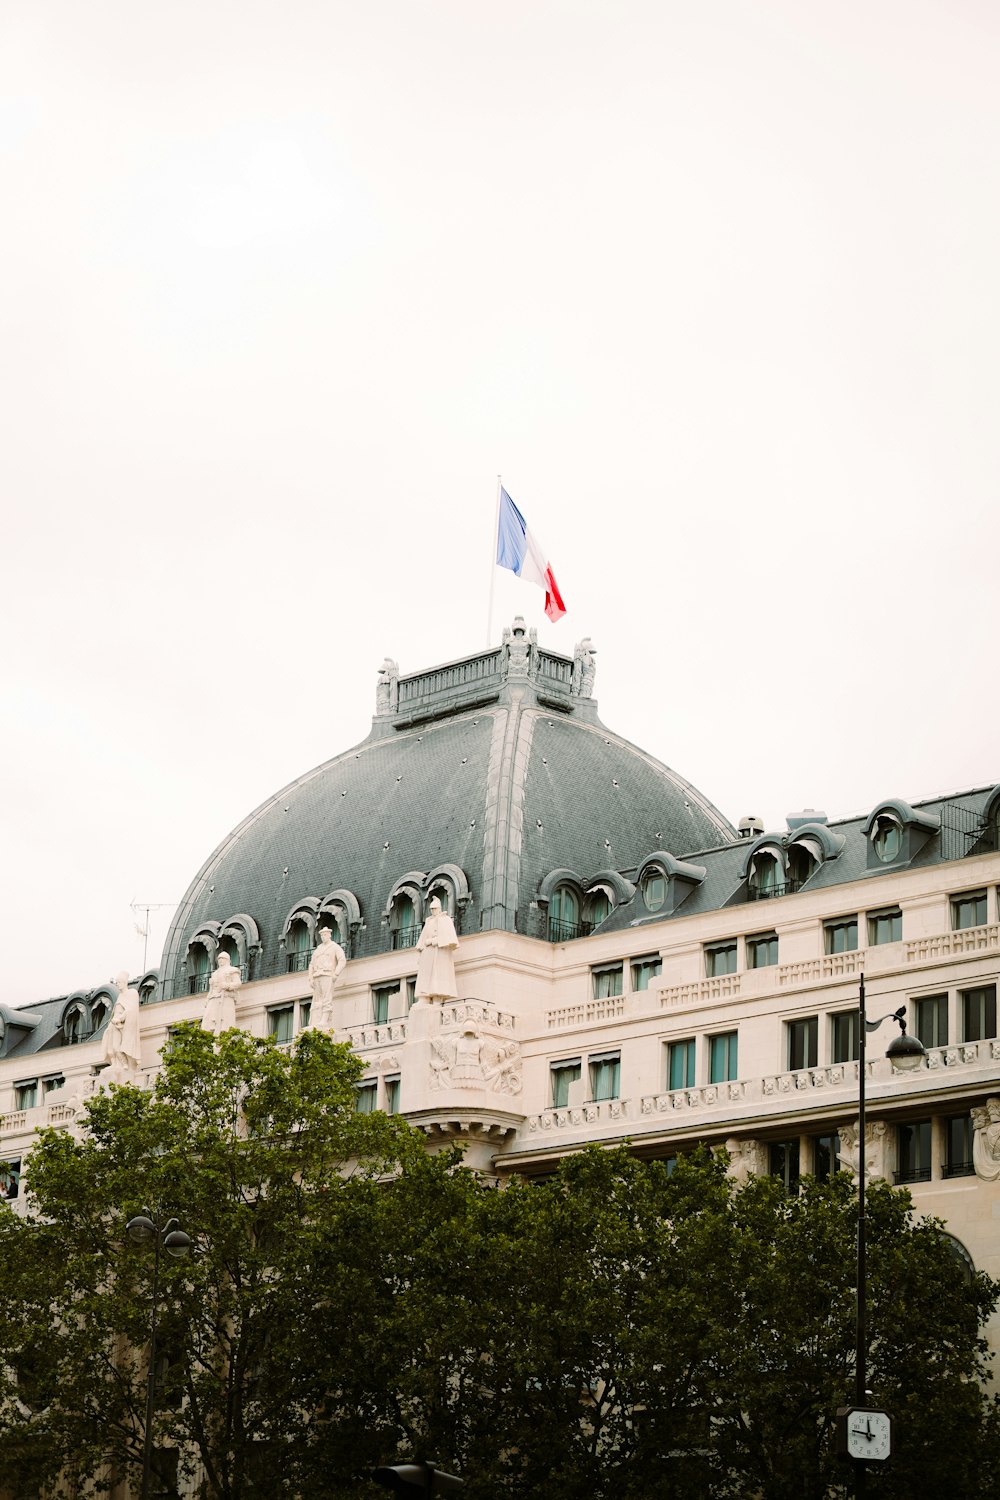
[160,623,735,992]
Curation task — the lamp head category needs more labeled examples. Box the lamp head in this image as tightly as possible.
[126,1214,155,1245]
[164,1229,192,1260]
[887,1028,927,1072]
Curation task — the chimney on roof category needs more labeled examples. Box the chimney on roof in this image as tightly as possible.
[738,816,764,839]
[786,809,828,830]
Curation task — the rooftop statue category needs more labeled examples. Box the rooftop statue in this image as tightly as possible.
[308,927,347,1032]
[414,896,460,1004]
[101,971,142,1085]
[573,636,596,697]
[202,953,241,1036]
[375,657,399,715]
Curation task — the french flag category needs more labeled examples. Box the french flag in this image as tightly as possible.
[496,487,566,623]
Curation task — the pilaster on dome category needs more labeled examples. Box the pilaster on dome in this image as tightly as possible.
[369,619,599,736]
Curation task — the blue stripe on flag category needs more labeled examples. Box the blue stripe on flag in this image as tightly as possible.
[496,486,528,575]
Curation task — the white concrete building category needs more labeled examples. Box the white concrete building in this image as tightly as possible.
[3,622,999,1349]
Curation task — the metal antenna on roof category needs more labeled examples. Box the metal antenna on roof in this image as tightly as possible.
[130,900,176,974]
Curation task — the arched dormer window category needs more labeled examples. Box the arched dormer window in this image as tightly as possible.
[636,854,704,917]
[549,884,582,942]
[218,914,260,981]
[90,996,111,1033]
[863,799,940,870]
[585,885,612,928]
[187,942,213,996]
[62,998,89,1045]
[390,892,419,949]
[285,918,312,973]
[640,867,666,912]
[318,889,362,954]
[422,865,470,932]
[871,813,902,864]
[748,848,784,900]
[383,873,425,952]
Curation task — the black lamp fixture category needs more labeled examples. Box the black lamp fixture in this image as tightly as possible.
[126,1213,192,1500]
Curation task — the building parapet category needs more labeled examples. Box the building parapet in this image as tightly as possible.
[905,923,999,962]
[527,1097,631,1132]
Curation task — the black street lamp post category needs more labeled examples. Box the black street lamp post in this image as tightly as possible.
[847,975,926,1494]
[126,1213,192,1500]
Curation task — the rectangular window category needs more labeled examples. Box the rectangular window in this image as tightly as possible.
[868,907,902,945]
[952,891,987,930]
[631,955,662,992]
[944,1115,974,1178]
[705,942,737,978]
[787,1017,817,1071]
[384,1076,401,1115]
[550,1058,582,1108]
[896,1120,932,1184]
[831,1010,860,1064]
[589,1052,620,1102]
[914,994,947,1050]
[406,977,417,1009]
[811,1132,841,1182]
[1,1159,20,1200]
[372,985,396,1024]
[769,1139,800,1194]
[267,1006,294,1045]
[42,1075,65,1095]
[355,1081,377,1114]
[668,1039,696,1091]
[824,918,858,955]
[298,1000,311,1031]
[962,985,997,1042]
[709,1032,738,1084]
[14,1081,37,1111]
[747,932,778,969]
[592,965,623,1000]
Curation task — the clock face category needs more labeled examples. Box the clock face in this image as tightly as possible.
[846,1408,892,1461]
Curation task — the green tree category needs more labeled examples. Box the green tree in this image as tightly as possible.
[0,1024,421,1500]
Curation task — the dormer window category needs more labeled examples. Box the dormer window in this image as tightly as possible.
[90,999,109,1033]
[640,869,666,912]
[390,893,419,950]
[749,850,783,900]
[584,885,613,928]
[285,918,312,974]
[871,813,903,864]
[63,1002,88,1045]
[786,841,818,888]
[549,884,583,942]
[188,944,212,995]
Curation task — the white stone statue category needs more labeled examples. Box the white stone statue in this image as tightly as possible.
[376,658,399,715]
[414,896,460,1003]
[101,970,142,1084]
[972,1098,1000,1181]
[307,926,347,1032]
[724,1137,767,1183]
[573,637,597,696]
[202,953,242,1036]
[838,1120,889,1182]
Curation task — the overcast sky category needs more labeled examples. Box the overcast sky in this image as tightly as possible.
[2,1,998,1009]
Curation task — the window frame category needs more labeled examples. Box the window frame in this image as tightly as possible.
[914,993,948,1050]
[13,1080,38,1111]
[668,1038,695,1091]
[961,984,996,1043]
[591,963,624,1000]
[266,1006,295,1046]
[824,916,859,955]
[550,1057,582,1108]
[704,942,738,979]
[944,1115,974,1178]
[896,1119,932,1184]
[355,1080,378,1114]
[747,931,778,969]
[952,890,987,931]
[787,1016,818,1071]
[630,954,662,992]
[588,1051,621,1103]
[830,1009,860,1064]
[867,907,902,946]
[708,1031,738,1084]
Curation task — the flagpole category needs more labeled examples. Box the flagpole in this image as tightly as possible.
[486,473,501,647]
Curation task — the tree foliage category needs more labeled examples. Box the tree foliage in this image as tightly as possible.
[1,1040,998,1500]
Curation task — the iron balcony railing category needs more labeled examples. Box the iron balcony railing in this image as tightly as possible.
[748,880,803,902]
[548,918,594,943]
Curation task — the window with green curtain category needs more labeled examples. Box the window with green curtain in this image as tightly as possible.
[747,933,778,968]
[385,1077,401,1115]
[549,885,580,940]
[587,889,611,927]
[705,943,737,978]
[952,891,987,930]
[550,1059,581,1107]
[14,1081,37,1111]
[709,1032,738,1084]
[589,1053,620,1101]
[592,965,623,1000]
[392,894,417,948]
[868,908,902,945]
[298,1000,311,1031]
[267,1007,294,1045]
[824,917,858,954]
[372,986,395,1024]
[631,956,662,991]
[668,1039,695,1091]
[355,1082,377,1114]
